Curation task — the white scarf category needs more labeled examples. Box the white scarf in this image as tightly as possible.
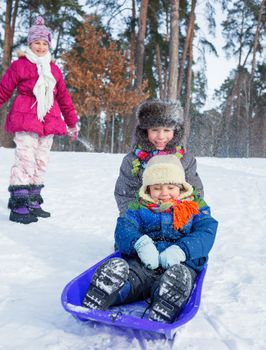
[25,47,56,122]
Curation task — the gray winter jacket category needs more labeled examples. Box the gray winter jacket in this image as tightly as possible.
[114,151,204,216]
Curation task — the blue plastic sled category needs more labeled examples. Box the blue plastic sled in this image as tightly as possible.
[61,251,207,339]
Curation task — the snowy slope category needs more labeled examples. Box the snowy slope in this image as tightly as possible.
[0,148,265,350]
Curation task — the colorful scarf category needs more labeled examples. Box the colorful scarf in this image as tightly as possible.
[143,198,199,230]
[131,145,185,176]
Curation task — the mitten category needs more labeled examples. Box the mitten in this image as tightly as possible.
[159,245,186,269]
[67,126,78,142]
[134,235,159,270]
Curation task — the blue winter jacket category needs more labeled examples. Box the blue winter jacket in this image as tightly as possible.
[114,205,218,272]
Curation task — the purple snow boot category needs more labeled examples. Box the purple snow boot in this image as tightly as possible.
[8,185,38,224]
[28,184,51,218]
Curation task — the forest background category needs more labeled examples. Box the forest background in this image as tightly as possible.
[0,0,265,157]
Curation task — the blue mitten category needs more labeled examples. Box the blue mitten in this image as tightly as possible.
[159,245,186,269]
[134,235,159,269]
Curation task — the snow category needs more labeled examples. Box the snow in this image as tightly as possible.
[0,148,266,350]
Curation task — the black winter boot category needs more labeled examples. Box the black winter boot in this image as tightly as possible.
[28,185,50,218]
[8,185,38,224]
[148,264,196,323]
[82,258,129,310]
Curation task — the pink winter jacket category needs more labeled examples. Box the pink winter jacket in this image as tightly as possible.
[0,55,78,136]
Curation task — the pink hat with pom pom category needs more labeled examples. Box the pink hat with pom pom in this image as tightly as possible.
[27,16,52,46]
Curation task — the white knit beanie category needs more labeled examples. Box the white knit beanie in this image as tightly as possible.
[139,155,193,202]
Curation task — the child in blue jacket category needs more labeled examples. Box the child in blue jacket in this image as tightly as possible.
[83,155,218,323]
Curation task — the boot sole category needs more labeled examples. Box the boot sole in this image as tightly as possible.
[29,208,51,218]
[149,264,193,323]
[82,258,129,310]
[9,212,38,224]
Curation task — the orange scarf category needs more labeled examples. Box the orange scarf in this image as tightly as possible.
[146,199,199,230]
[171,200,199,230]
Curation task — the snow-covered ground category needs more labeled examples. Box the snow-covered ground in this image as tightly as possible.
[0,148,265,350]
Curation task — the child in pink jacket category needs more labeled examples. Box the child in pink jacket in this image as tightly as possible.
[0,16,79,224]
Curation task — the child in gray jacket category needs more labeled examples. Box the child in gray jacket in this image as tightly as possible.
[114,99,203,216]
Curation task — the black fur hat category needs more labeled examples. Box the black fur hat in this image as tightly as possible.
[134,99,184,151]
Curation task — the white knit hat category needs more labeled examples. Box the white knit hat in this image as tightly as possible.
[139,155,193,202]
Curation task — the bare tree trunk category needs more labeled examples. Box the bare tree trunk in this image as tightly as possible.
[91,125,95,151]
[0,0,19,148]
[243,76,250,157]
[177,0,196,99]
[246,0,266,156]
[124,0,148,149]
[102,121,108,153]
[238,8,246,67]
[130,0,137,82]
[122,0,137,153]
[228,41,251,152]
[183,29,194,146]
[225,77,239,157]
[121,117,127,151]
[167,0,179,100]
[250,0,266,81]
[236,79,241,148]
[134,0,148,89]
[155,44,164,99]
[98,121,102,151]
[53,8,68,59]
[247,0,266,109]
[54,27,62,59]
[3,1,12,72]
